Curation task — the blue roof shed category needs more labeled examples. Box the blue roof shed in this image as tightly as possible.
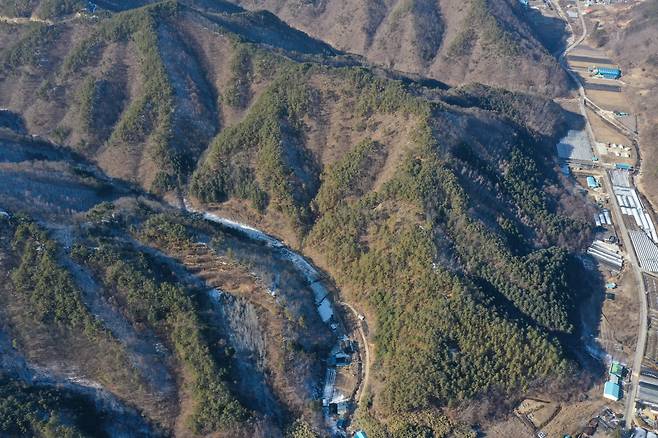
[595,67,621,79]
[603,380,621,400]
[355,431,368,438]
[586,176,599,188]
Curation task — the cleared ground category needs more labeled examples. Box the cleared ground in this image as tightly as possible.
[585,82,622,93]
[568,54,615,64]
[587,89,631,112]
[586,108,633,150]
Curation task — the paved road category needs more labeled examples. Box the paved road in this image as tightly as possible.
[553,0,598,159]
[553,0,637,145]
[551,0,649,428]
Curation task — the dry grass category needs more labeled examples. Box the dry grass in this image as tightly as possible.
[590,0,658,220]
[482,415,534,437]
[587,88,631,112]
[543,394,611,438]
[586,107,632,146]
[599,267,640,362]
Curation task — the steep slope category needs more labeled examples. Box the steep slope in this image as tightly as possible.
[225,0,572,97]
[0,129,335,437]
[0,0,86,19]
[0,1,338,191]
[187,38,594,433]
[0,0,572,96]
[0,1,598,436]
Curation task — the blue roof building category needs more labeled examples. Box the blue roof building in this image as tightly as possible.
[355,431,368,438]
[604,380,621,401]
[594,67,622,79]
[586,176,599,189]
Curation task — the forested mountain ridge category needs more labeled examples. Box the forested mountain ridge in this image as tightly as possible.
[223,0,572,97]
[0,0,572,96]
[189,54,594,423]
[0,0,597,436]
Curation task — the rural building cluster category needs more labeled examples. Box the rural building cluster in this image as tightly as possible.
[603,361,625,401]
[531,0,658,434]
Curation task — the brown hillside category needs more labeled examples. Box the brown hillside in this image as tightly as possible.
[0,1,600,436]
[226,0,572,97]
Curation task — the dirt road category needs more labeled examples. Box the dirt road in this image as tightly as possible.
[340,301,371,406]
[0,15,52,25]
